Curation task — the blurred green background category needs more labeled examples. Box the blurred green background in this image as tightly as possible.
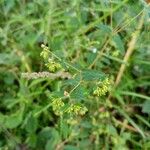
[0,0,150,149]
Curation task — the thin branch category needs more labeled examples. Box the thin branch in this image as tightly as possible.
[87,8,144,69]
[114,13,145,87]
[113,9,144,34]
[115,119,138,132]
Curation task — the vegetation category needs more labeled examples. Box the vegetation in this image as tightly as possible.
[0,0,150,149]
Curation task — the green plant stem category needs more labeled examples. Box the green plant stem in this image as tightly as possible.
[76,0,128,35]
[45,48,81,73]
[114,12,145,87]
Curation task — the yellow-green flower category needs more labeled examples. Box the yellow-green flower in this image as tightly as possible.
[99,111,110,119]
[65,104,87,115]
[93,77,112,97]
[41,44,49,50]
[112,50,119,57]
[45,59,61,72]
[51,98,64,114]
[40,44,49,59]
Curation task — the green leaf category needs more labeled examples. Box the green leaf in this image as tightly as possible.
[63,75,80,86]
[59,119,70,139]
[4,110,23,129]
[37,127,52,149]
[25,113,38,133]
[45,140,55,150]
[112,34,125,52]
[106,124,117,135]
[0,114,5,124]
[26,133,37,148]
[78,139,91,149]
[64,145,80,150]
[0,114,5,132]
[70,85,87,100]
[97,23,112,34]
[45,129,61,150]
[2,0,15,14]
[142,100,150,114]
[88,24,112,47]
[0,53,19,65]
[82,70,105,81]
[4,72,15,85]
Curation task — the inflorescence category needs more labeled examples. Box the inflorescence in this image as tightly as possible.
[93,77,113,96]
[51,98,88,116]
[40,44,62,72]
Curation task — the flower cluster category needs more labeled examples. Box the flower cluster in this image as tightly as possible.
[99,111,110,119]
[65,104,88,115]
[51,98,64,115]
[93,77,112,96]
[40,44,62,72]
[45,59,61,72]
[51,99,88,116]
[112,50,119,57]
[66,118,78,125]
[40,44,49,59]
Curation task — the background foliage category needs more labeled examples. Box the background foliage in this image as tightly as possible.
[0,0,150,149]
